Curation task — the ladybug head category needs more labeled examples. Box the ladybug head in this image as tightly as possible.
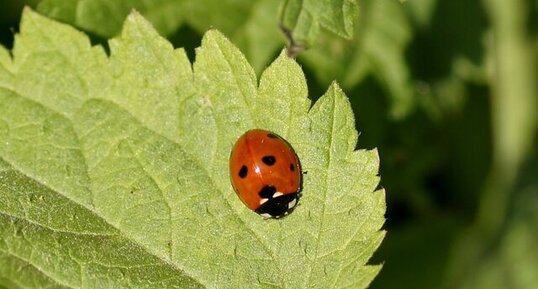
[255,192,299,218]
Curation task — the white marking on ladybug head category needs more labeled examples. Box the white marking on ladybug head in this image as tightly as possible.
[273,192,283,198]
[288,198,297,209]
[259,198,268,205]
[260,213,272,219]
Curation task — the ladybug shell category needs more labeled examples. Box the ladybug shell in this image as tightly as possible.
[229,129,302,218]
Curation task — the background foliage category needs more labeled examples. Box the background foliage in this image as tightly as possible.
[0,0,537,288]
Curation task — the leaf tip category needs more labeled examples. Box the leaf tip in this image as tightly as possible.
[126,9,142,19]
[328,80,346,96]
[202,29,229,45]
[124,9,152,29]
[21,6,42,23]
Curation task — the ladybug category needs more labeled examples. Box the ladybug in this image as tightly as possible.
[229,129,302,218]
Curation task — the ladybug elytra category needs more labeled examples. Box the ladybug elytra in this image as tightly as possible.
[229,129,302,218]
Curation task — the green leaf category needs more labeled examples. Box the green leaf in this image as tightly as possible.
[36,0,284,73]
[279,0,358,48]
[37,0,184,37]
[0,8,385,288]
[228,0,284,73]
[300,0,414,118]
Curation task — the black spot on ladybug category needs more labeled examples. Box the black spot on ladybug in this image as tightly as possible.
[258,185,276,198]
[290,163,295,171]
[239,165,248,178]
[267,133,278,139]
[262,155,276,166]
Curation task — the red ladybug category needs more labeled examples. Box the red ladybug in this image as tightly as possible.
[229,129,302,218]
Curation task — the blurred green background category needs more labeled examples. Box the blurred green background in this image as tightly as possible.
[1,0,536,288]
